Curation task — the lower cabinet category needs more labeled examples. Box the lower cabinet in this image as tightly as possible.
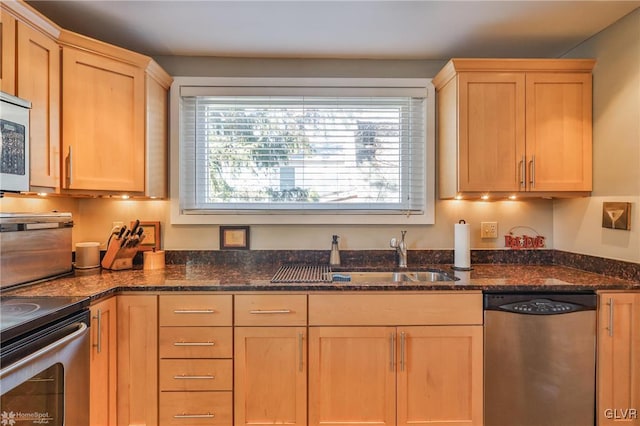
[308,293,484,426]
[234,327,307,425]
[158,294,233,425]
[89,297,117,426]
[308,325,483,426]
[234,294,308,426]
[598,292,640,426]
[117,295,158,426]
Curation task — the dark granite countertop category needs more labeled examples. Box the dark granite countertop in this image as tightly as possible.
[2,264,638,302]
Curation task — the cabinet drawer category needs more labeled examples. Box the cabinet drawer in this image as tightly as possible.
[235,294,307,326]
[160,295,232,326]
[159,391,232,425]
[309,293,483,325]
[159,327,232,358]
[160,359,232,391]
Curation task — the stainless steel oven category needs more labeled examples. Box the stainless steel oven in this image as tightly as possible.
[0,297,90,426]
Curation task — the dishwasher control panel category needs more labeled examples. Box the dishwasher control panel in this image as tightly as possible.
[484,292,597,315]
[504,299,578,314]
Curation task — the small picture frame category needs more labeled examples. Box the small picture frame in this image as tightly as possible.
[602,202,632,230]
[220,226,250,250]
[132,221,161,251]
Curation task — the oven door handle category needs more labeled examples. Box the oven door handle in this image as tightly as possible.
[0,322,88,376]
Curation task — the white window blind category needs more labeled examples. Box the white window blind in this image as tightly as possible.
[180,88,427,215]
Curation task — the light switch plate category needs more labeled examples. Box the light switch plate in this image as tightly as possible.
[481,222,498,239]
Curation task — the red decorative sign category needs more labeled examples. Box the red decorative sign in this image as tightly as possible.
[504,234,546,249]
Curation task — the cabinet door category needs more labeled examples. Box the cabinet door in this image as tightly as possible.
[61,46,144,192]
[235,327,307,426]
[458,72,526,192]
[525,73,592,192]
[1,9,17,94]
[309,326,396,426]
[117,295,158,426]
[17,22,60,189]
[89,297,117,426]
[397,326,483,426]
[598,293,640,426]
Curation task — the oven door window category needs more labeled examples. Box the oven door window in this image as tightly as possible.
[1,363,63,426]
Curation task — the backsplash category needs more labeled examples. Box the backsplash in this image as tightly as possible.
[137,248,637,282]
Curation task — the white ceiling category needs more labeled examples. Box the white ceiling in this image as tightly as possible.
[26,1,640,60]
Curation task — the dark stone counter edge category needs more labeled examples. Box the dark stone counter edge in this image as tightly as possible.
[86,282,639,304]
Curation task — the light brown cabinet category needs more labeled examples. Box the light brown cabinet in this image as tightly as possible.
[597,292,640,426]
[0,7,17,95]
[159,294,233,425]
[89,297,117,426]
[17,21,60,190]
[433,58,594,199]
[117,294,158,426]
[1,5,61,191]
[234,295,307,426]
[308,293,484,426]
[61,46,145,192]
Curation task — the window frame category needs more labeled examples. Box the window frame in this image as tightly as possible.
[169,77,435,225]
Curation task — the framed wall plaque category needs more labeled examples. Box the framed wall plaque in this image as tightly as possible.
[132,221,161,251]
[220,226,250,250]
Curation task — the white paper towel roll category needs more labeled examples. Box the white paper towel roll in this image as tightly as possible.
[454,222,471,269]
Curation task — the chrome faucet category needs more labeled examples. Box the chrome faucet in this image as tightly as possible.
[390,230,408,268]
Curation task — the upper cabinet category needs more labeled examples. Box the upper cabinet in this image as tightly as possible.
[1,1,172,197]
[57,32,172,197]
[2,4,61,191]
[433,58,594,200]
[60,45,145,193]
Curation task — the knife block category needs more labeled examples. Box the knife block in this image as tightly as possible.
[101,237,138,270]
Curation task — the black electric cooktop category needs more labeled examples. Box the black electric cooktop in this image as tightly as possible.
[0,295,90,344]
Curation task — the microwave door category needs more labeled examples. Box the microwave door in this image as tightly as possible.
[1,92,31,193]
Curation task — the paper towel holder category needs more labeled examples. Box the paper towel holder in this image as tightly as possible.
[451,219,474,271]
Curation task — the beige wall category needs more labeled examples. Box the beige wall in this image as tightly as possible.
[554,8,640,263]
[0,196,554,251]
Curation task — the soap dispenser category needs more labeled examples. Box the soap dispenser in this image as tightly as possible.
[329,235,341,267]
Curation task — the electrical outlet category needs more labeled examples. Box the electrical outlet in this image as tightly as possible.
[481,222,498,239]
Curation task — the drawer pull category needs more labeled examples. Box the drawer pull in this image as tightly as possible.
[174,341,215,347]
[249,309,292,314]
[174,413,215,419]
[173,374,215,380]
[173,309,216,314]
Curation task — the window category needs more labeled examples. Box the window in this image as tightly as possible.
[171,78,435,225]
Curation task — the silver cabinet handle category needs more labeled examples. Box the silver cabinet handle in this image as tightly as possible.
[400,332,406,372]
[390,332,396,371]
[66,146,73,187]
[174,413,215,419]
[608,298,614,337]
[298,332,304,372]
[249,309,292,314]
[173,375,215,380]
[529,156,536,188]
[92,309,102,354]
[519,155,526,189]
[174,341,215,346]
[173,309,216,314]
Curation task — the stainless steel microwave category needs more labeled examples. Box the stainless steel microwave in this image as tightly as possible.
[1,91,31,193]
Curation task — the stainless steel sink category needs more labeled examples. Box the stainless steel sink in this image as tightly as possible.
[328,269,458,283]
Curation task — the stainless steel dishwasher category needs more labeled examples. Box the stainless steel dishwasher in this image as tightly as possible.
[484,292,597,426]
